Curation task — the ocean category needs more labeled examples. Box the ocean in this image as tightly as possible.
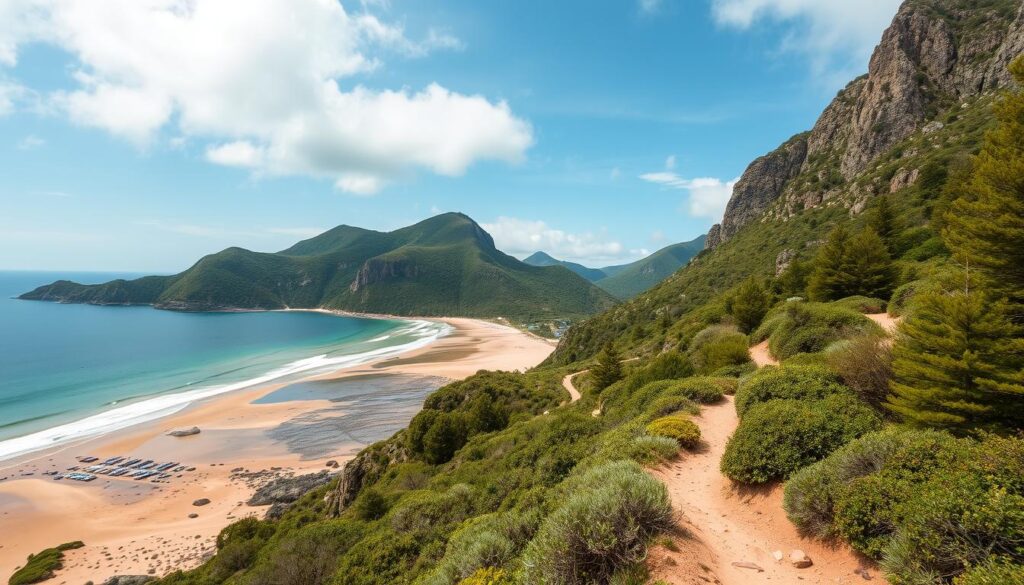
[0,271,451,462]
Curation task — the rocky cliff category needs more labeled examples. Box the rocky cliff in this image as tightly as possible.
[707,0,1024,249]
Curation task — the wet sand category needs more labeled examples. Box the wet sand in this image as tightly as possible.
[0,317,556,583]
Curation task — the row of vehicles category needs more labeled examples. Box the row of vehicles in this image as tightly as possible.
[58,455,194,483]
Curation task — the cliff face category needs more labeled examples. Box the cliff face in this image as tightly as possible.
[706,0,1024,249]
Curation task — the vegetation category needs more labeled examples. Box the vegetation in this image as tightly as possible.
[646,414,701,449]
[590,342,624,391]
[721,395,881,484]
[808,226,897,302]
[753,301,882,361]
[19,213,617,322]
[9,542,84,585]
[594,236,707,300]
[726,277,770,333]
[784,430,1024,583]
[686,325,751,374]
[734,365,849,416]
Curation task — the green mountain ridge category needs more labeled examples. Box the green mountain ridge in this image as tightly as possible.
[20,213,617,321]
[522,234,706,299]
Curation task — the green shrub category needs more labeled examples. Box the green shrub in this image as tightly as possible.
[423,511,540,585]
[832,295,888,314]
[663,377,727,404]
[734,365,849,417]
[754,302,882,360]
[721,395,882,484]
[521,461,673,584]
[390,484,476,535]
[457,567,514,585]
[251,522,366,585]
[8,542,84,585]
[626,352,694,389]
[687,326,751,374]
[646,415,701,449]
[955,558,1024,585]
[825,335,893,408]
[888,281,919,317]
[644,394,699,420]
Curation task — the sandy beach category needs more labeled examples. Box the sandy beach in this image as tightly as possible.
[0,317,556,583]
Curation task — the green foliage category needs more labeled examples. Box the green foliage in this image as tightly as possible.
[955,558,1024,585]
[825,335,893,408]
[721,395,881,484]
[734,365,849,417]
[754,301,882,360]
[831,295,887,314]
[728,277,770,333]
[591,342,624,391]
[943,58,1024,306]
[646,414,701,449]
[808,226,897,302]
[784,430,1024,583]
[8,542,84,585]
[687,326,751,375]
[456,567,514,585]
[887,274,1024,431]
[520,461,673,584]
[869,194,901,251]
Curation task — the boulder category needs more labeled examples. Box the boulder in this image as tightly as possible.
[167,427,200,438]
[247,470,332,507]
[325,460,339,468]
[192,498,211,507]
[789,549,813,568]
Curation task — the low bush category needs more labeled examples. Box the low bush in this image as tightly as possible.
[783,431,1024,583]
[423,511,541,585]
[644,395,700,420]
[754,302,882,360]
[734,365,849,417]
[955,558,1024,585]
[825,335,893,408]
[521,461,673,584]
[721,395,881,484]
[9,542,84,585]
[646,414,701,449]
[687,326,751,374]
[887,281,919,317]
[456,567,514,585]
[831,296,888,314]
[666,377,729,404]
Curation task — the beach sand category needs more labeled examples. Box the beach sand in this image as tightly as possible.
[0,317,556,583]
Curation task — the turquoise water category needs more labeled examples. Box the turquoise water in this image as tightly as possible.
[0,271,450,461]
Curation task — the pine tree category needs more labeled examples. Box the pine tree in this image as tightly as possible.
[845,227,897,300]
[731,277,769,333]
[943,57,1024,305]
[591,342,623,390]
[868,194,899,251]
[807,225,855,301]
[776,257,811,298]
[808,226,895,301]
[886,274,1024,431]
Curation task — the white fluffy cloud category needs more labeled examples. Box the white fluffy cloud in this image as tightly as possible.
[712,0,902,80]
[482,216,637,264]
[1,0,532,193]
[639,172,738,219]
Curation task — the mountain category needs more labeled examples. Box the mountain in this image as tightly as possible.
[595,235,706,299]
[522,251,608,282]
[523,235,706,300]
[20,213,618,321]
[552,0,1024,364]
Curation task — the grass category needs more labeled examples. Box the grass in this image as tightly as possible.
[9,542,83,585]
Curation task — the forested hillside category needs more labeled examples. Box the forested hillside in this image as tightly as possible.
[19,213,617,322]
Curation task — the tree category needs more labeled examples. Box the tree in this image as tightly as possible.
[808,226,895,301]
[868,194,899,251]
[422,413,468,464]
[886,273,1024,431]
[730,277,769,333]
[808,225,854,301]
[845,227,897,299]
[591,342,623,390]
[776,257,811,298]
[943,57,1024,306]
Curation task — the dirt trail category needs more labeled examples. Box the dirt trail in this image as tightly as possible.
[866,312,899,334]
[562,371,584,402]
[748,340,779,367]
[648,396,881,585]
[647,318,887,584]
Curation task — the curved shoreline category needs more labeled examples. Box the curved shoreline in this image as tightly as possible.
[0,317,555,582]
[0,314,450,466]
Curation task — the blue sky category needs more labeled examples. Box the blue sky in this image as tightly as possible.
[0,0,902,271]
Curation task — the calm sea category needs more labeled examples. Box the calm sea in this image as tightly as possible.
[0,271,450,461]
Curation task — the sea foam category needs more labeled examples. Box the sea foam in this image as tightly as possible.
[0,319,451,462]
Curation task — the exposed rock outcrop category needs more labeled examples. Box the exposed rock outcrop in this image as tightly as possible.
[706,133,808,248]
[327,440,408,517]
[167,426,201,437]
[247,470,333,507]
[350,257,420,292]
[706,0,1024,250]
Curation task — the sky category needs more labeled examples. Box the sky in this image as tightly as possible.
[0,0,903,272]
